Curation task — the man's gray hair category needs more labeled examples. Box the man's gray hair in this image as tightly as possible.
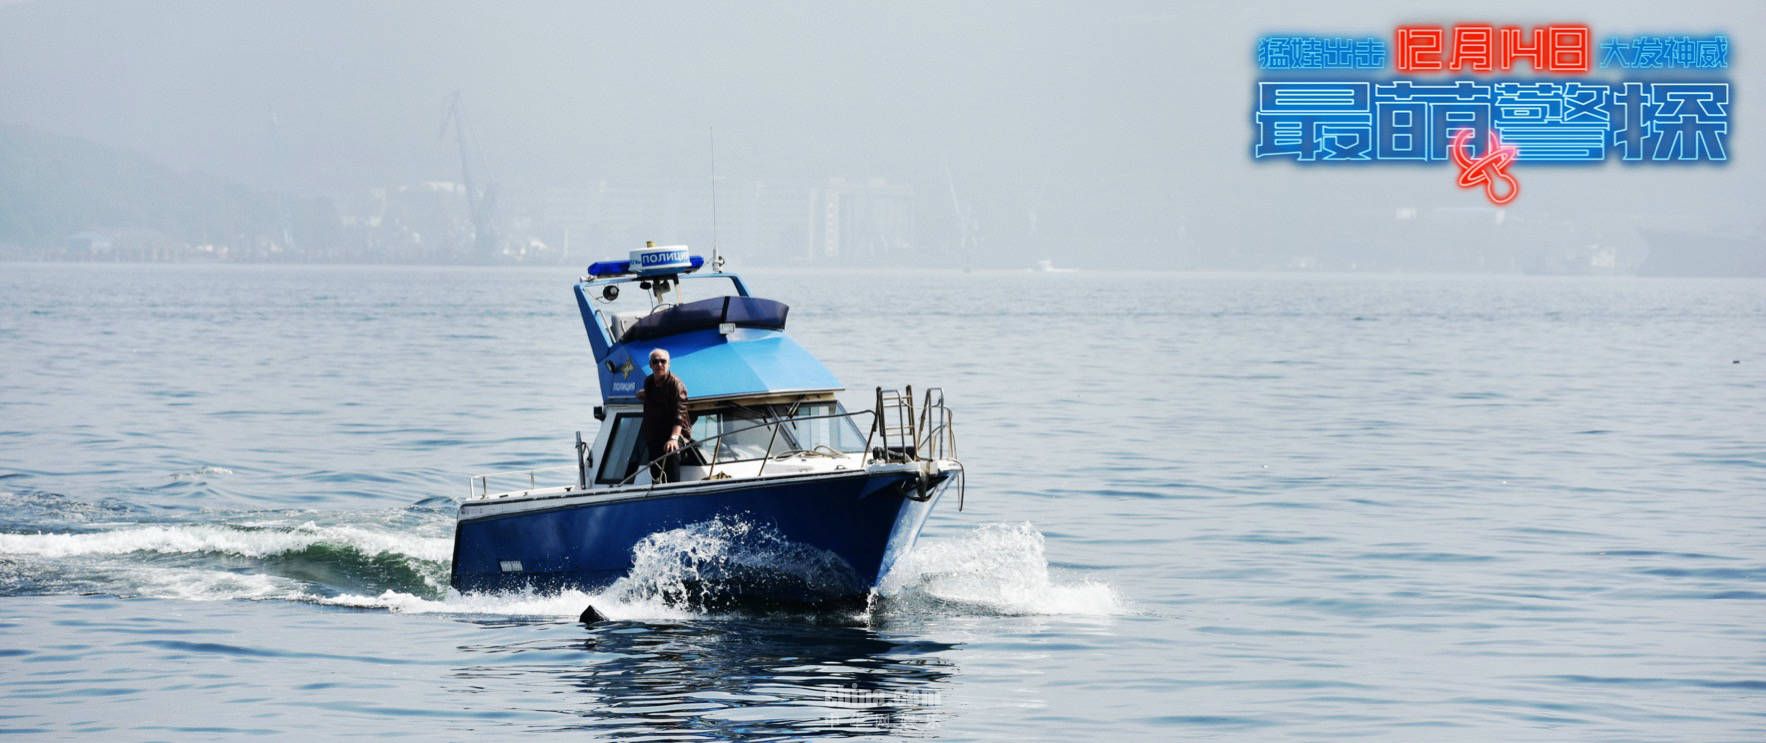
[649,348,670,361]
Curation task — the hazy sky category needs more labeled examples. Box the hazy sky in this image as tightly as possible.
[2,0,1761,260]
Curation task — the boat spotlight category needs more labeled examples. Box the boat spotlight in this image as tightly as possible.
[601,285,620,301]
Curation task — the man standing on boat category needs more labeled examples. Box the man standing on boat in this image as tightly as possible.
[636,348,689,483]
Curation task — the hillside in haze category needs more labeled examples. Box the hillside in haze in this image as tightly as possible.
[0,124,344,261]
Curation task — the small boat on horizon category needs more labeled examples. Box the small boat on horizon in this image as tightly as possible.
[447,244,965,609]
[1030,259,1076,273]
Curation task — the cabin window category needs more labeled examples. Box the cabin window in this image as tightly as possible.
[685,401,867,464]
[781,402,867,453]
[688,408,780,463]
[596,414,644,484]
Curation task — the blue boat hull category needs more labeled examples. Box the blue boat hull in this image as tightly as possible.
[450,469,948,607]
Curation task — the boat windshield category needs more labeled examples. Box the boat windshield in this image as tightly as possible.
[689,401,866,463]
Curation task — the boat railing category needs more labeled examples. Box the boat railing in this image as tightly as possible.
[469,394,960,499]
[468,432,594,499]
[909,386,965,510]
[468,463,583,500]
[916,387,957,461]
[875,385,964,509]
[618,407,881,488]
[872,386,917,461]
[870,385,956,461]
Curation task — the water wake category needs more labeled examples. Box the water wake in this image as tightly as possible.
[2,510,1119,621]
[0,516,452,599]
[0,522,450,562]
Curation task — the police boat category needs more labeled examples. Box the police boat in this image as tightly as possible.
[448,244,963,608]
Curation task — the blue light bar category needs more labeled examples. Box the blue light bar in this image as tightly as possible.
[586,260,631,277]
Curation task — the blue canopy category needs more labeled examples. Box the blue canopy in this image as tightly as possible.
[597,328,841,402]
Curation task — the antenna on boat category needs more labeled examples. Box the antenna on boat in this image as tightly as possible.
[708,127,722,273]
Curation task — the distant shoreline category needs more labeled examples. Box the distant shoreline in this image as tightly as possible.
[6,259,1764,279]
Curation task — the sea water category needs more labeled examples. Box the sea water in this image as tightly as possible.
[1,264,1761,739]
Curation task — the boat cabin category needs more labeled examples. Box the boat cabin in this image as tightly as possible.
[572,245,874,490]
[458,244,953,506]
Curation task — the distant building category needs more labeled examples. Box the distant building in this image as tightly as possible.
[503,177,918,266]
[809,178,917,263]
[66,231,113,257]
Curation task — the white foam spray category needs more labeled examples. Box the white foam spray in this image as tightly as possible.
[877,522,1122,617]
